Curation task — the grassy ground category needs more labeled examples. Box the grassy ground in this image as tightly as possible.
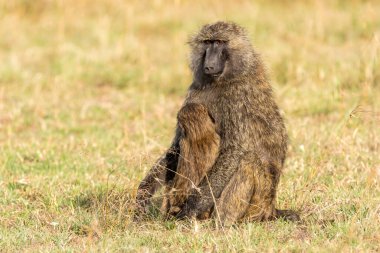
[0,0,379,252]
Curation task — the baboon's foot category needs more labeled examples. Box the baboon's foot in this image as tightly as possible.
[275,209,300,222]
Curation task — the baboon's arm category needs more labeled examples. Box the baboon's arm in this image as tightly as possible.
[177,147,243,219]
[135,128,181,217]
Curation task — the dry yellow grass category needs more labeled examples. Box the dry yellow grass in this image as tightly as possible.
[0,0,379,251]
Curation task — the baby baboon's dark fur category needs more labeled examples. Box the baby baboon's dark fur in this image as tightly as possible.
[161,103,220,218]
[135,21,299,225]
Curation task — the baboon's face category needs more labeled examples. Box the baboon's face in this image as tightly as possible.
[190,22,254,84]
[202,40,228,77]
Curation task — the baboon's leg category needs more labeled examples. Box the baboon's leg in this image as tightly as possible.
[213,162,255,226]
[244,165,278,222]
[135,155,168,217]
[215,161,283,225]
[135,145,180,220]
[242,164,300,222]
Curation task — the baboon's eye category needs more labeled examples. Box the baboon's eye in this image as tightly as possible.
[214,40,220,45]
[204,40,211,45]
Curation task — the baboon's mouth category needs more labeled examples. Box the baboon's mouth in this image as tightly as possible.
[210,72,222,78]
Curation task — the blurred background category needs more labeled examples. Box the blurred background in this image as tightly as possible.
[0,0,379,251]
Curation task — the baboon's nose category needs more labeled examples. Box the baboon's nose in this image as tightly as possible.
[204,66,214,74]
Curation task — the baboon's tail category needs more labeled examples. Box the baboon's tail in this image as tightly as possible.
[274,209,300,222]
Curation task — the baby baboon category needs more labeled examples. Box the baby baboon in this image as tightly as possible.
[161,103,220,218]
[136,21,299,225]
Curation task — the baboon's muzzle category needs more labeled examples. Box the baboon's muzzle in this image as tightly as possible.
[204,45,225,76]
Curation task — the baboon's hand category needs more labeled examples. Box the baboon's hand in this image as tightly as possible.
[133,193,151,221]
[175,204,196,220]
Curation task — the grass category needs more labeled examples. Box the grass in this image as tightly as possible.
[0,0,379,251]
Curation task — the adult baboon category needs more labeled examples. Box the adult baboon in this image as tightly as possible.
[135,21,299,225]
[161,103,220,218]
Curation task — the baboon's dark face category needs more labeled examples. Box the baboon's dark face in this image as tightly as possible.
[202,40,228,77]
[190,22,255,85]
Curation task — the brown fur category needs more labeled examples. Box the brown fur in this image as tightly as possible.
[161,103,220,217]
[135,21,299,225]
